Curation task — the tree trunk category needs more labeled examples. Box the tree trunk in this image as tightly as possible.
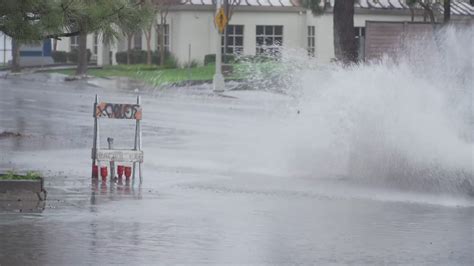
[76,31,88,76]
[127,34,132,64]
[418,1,435,23]
[11,39,21,73]
[410,8,415,22]
[444,0,451,24]
[333,0,357,64]
[145,27,152,65]
[427,9,435,23]
[53,39,58,51]
[159,15,166,67]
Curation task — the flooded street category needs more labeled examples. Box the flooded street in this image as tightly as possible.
[0,74,473,265]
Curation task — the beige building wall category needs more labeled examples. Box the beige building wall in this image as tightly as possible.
[166,10,306,66]
[53,8,470,67]
[306,12,424,63]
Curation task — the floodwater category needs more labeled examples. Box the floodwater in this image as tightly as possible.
[1,27,474,264]
[0,71,472,265]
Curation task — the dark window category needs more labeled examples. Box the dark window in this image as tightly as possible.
[222,25,244,55]
[156,24,169,52]
[274,26,283,35]
[93,33,98,55]
[354,27,365,61]
[70,36,79,50]
[256,25,283,56]
[133,32,142,50]
[307,26,315,57]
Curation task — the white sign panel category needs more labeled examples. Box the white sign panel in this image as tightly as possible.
[94,149,144,163]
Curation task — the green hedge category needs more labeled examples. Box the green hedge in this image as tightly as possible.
[204,54,215,65]
[67,49,92,63]
[237,55,275,63]
[116,50,154,65]
[51,51,68,63]
[204,54,236,65]
[116,49,178,68]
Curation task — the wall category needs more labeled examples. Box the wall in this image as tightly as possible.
[166,10,306,66]
[306,12,421,64]
[168,10,422,65]
[0,32,12,65]
[55,9,470,67]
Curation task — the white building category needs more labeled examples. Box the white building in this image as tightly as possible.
[56,0,473,67]
[0,32,12,65]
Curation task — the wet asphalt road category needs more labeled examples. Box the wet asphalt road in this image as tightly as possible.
[0,73,473,265]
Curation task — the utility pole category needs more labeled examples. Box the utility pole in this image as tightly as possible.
[213,0,225,93]
[444,0,451,24]
[223,0,229,65]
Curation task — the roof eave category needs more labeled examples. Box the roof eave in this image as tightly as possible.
[170,5,305,12]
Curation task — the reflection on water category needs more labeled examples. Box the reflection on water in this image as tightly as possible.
[90,178,142,211]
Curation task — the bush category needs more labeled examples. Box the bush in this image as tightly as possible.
[151,50,159,65]
[51,51,67,63]
[115,49,178,68]
[182,59,199,68]
[204,54,216,65]
[67,49,92,63]
[237,55,275,63]
[152,50,178,68]
[204,54,236,65]
[116,49,147,65]
[130,49,147,64]
[164,53,178,69]
[116,51,127,64]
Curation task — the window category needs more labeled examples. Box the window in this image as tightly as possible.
[156,24,169,52]
[70,36,79,50]
[256,25,283,55]
[93,33,98,55]
[133,32,142,50]
[354,27,365,60]
[221,25,244,55]
[307,26,315,57]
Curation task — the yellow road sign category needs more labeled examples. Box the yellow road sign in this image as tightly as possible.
[215,8,228,33]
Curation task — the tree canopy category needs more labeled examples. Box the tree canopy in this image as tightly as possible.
[1,0,151,74]
[0,0,149,43]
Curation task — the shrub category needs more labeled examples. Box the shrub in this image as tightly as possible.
[115,49,178,68]
[204,54,236,65]
[116,50,147,65]
[67,49,92,63]
[182,59,199,68]
[130,49,147,64]
[224,54,236,64]
[116,51,127,64]
[237,55,275,63]
[151,50,160,65]
[51,51,67,63]
[204,54,216,65]
[164,53,178,69]
[152,50,178,68]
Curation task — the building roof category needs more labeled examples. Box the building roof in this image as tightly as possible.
[180,0,474,16]
[181,0,299,8]
[353,0,474,16]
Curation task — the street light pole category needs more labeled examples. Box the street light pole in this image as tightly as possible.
[213,0,225,93]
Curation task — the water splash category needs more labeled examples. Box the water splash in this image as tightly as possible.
[244,26,473,198]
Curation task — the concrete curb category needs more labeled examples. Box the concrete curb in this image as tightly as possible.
[0,177,47,201]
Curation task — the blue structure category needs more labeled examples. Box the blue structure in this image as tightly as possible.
[19,39,53,66]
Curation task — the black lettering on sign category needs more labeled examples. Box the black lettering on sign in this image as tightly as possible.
[95,102,142,120]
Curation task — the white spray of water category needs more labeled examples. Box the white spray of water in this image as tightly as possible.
[241,26,473,197]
